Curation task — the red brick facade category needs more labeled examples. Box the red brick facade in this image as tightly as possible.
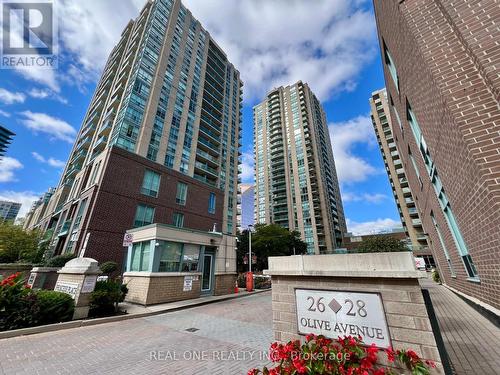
[75,147,224,269]
[374,0,500,310]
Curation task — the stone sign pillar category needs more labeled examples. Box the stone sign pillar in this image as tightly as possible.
[27,267,60,290]
[265,252,444,374]
[55,258,102,320]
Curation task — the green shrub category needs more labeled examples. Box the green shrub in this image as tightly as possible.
[44,254,76,268]
[237,273,246,288]
[89,280,128,317]
[0,273,39,331]
[36,290,75,325]
[99,261,118,275]
[254,276,271,289]
[432,269,441,283]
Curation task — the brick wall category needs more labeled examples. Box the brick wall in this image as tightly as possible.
[374,0,500,310]
[271,275,443,374]
[124,274,202,305]
[214,273,237,296]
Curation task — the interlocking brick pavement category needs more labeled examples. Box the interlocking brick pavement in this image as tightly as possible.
[0,292,273,375]
[421,278,500,375]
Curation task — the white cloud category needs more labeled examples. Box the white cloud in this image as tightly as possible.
[0,157,23,182]
[0,88,26,104]
[0,109,10,118]
[31,152,66,168]
[19,111,76,143]
[57,0,143,79]
[183,0,377,101]
[329,115,380,184]
[343,192,388,204]
[0,190,40,219]
[240,151,254,183]
[346,218,403,235]
[28,88,68,104]
[15,1,376,100]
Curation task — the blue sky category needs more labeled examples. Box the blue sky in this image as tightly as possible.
[0,0,401,234]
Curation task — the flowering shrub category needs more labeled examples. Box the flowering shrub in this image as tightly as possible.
[249,334,435,375]
[0,272,74,331]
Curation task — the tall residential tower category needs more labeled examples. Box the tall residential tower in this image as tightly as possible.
[25,0,242,275]
[370,88,434,268]
[374,0,500,310]
[253,81,346,254]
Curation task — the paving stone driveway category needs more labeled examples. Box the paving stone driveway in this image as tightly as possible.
[0,292,273,375]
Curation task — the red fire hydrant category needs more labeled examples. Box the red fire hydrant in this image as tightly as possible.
[246,271,254,292]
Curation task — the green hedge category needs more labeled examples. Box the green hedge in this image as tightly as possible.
[0,273,75,331]
[36,290,75,325]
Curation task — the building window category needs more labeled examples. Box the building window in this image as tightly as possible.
[384,42,399,91]
[141,170,160,197]
[406,102,422,144]
[173,212,184,228]
[180,244,200,272]
[176,182,188,205]
[208,192,216,214]
[134,204,154,227]
[462,254,479,279]
[130,241,151,271]
[157,241,183,272]
[73,198,88,230]
[431,212,455,277]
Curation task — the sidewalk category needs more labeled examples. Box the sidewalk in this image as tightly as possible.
[420,278,500,375]
[0,289,270,340]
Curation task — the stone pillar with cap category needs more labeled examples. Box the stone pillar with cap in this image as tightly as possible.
[55,257,102,320]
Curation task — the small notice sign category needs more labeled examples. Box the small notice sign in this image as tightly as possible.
[27,273,36,286]
[81,275,97,293]
[123,233,133,247]
[54,281,79,299]
[295,289,391,348]
[183,276,194,291]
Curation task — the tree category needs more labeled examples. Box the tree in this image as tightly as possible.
[0,221,45,263]
[236,224,307,272]
[355,235,409,253]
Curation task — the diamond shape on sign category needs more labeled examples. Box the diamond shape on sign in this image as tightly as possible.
[329,298,342,314]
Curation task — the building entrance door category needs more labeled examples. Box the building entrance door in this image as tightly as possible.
[201,249,215,295]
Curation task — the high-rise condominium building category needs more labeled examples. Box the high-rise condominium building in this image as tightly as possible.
[0,125,14,157]
[0,200,21,222]
[374,0,500,310]
[369,88,435,268]
[25,0,242,276]
[253,81,346,254]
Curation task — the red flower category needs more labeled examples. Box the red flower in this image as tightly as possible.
[306,333,316,342]
[385,347,395,362]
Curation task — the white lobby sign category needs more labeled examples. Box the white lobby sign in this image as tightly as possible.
[81,275,97,293]
[295,289,391,349]
[54,281,80,299]
[183,276,193,291]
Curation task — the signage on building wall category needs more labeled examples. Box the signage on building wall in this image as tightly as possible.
[54,281,79,299]
[414,257,426,270]
[183,276,193,291]
[27,273,36,286]
[81,275,97,293]
[295,289,391,349]
[123,233,133,247]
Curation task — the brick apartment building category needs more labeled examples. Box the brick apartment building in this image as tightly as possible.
[374,0,500,311]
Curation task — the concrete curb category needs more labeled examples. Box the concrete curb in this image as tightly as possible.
[0,289,271,340]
